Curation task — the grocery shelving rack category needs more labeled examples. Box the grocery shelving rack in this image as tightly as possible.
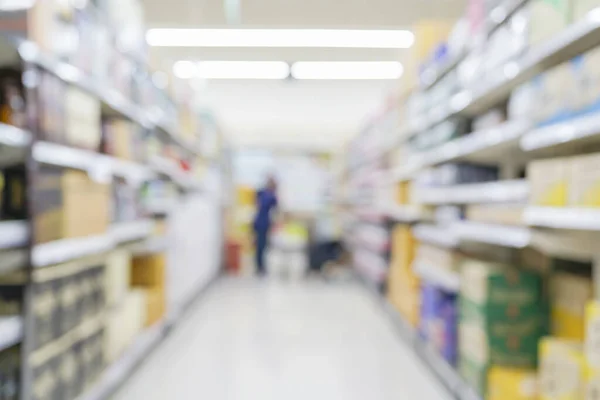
[340,1,600,399]
[0,5,224,397]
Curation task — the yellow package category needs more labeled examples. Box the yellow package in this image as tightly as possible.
[539,337,585,400]
[551,273,593,340]
[488,367,537,400]
[569,153,600,207]
[585,365,600,400]
[528,158,570,207]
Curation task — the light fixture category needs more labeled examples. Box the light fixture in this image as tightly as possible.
[173,61,290,80]
[290,61,403,80]
[147,29,414,49]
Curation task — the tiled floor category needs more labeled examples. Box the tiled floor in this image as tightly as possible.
[113,277,452,400]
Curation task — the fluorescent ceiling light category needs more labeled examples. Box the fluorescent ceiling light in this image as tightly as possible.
[173,61,290,80]
[147,29,414,49]
[291,61,403,80]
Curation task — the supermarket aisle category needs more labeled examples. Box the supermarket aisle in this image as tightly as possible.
[113,277,451,400]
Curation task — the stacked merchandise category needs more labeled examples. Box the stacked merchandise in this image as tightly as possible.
[387,225,420,327]
[459,259,545,397]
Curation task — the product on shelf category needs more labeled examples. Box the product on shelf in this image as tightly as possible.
[416,163,499,187]
[101,118,145,162]
[65,86,101,150]
[532,62,574,125]
[0,345,20,400]
[2,165,27,220]
[33,167,110,244]
[415,243,460,273]
[528,158,570,207]
[420,284,457,365]
[487,366,538,400]
[529,0,573,47]
[112,177,141,223]
[0,68,26,129]
[569,153,600,207]
[551,272,593,340]
[586,302,600,399]
[539,337,585,400]
[104,250,132,308]
[459,259,546,395]
[131,253,166,326]
[104,289,145,363]
[465,204,525,226]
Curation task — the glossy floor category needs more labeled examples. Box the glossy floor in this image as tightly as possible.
[113,277,452,400]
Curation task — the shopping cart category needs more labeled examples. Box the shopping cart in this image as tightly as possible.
[266,223,308,280]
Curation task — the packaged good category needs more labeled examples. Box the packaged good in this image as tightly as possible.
[569,153,600,207]
[488,367,538,400]
[104,290,145,363]
[586,302,600,399]
[65,87,101,150]
[551,272,593,340]
[539,338,585,400]
[33,166,110,244]
[37,70,66,143]
[466,204,525,226]
[529,0,573,46]
[415,243,460,273]
[528,158,570,207]
[533,63,574,125]
[144,287,165,327]
[104,250,131,307]
[131,253,166,288]
[577,46,600,114]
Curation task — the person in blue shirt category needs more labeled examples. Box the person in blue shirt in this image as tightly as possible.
[253,176,278,275]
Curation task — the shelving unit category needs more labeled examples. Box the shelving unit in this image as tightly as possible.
[340,2,600,399]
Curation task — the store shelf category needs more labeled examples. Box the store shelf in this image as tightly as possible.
[0,123,32,148]
[76,320,168,400]
[384,205,423,223]
[131,236,168,255]
[486,0,529,36]
[150,156,200,190]
[33,142,156,184]
[415,179,529,205]
[413,224,460,248]
[423,120,530,165]
[520,112,600,152]
[453,221,531,248]
[421,49,467,90]
[0,221,29,249]
[32,234,114,267]
[110,220,155,244]
[413,260,460,292]
[455,10,600,116]
[524,206,600,230]
[0,317,22,352]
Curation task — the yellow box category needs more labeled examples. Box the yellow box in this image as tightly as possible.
[488,367,538,400]
[569,153,600,207]
[131,253,166,288]
[144,288,165,327]
[586,302,600,368]
[528,158,571,207]
[390,225,415,270]
[539,337,585,400]
[396,181,411,205]
[551,273,593,340]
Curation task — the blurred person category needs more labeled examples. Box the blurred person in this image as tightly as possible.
[253,176,278,275]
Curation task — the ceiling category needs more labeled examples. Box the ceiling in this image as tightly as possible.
[142,0,467,151]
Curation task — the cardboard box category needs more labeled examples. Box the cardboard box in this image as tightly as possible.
[529,0,573,47]
[528,158,570,207]
[569,153,600,207]
[65,87,101,150]
[466,204,525,226]
[488,367,538,400]
[539,337,585,400]
[391,225,416,270]
[131,253,166,288]
[33,166,110,243]
[551,273,593,340]
[144,288,165,327]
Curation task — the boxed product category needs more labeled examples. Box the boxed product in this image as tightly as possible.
[539,338,585,399]
[37,70,66,143]
[573,0,600,19]
[576,46,600,114]
[488,367,538,400]
[396,181,411,205]
[529,0,573,47]
[415,243,460,273]
[65,87,101,150]
[460,259,543,314]
[420,285,458,365]
[551,272,593,340]
[390,225,416,272]
[104,250,131,307]
[33,166,110,244]
[586,301,600,399]
[528,158,570,207]
[465,204,525,226]
[101,119,143,161]
[112,176,141,223]
[131,253,166,288]
[144,287,165,327]
[533,63,575,125]
[569,153,600,207]
[104,289,146,363]
[31,281,59,350]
